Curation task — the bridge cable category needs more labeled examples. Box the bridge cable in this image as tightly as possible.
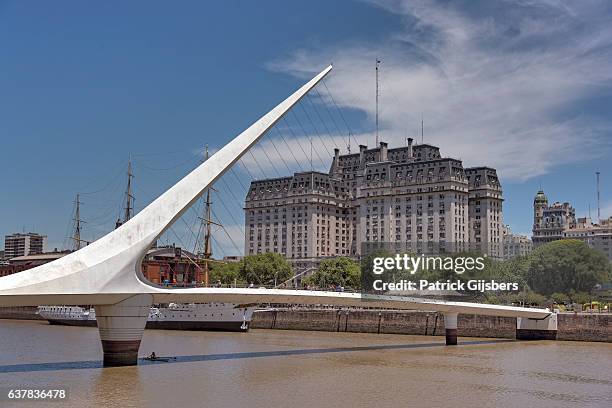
[289,109,327,167]
[265,136,293,175]
[281,116,315,167]
[211,208,243,255]
[284,114,326,169]
[247,149,273,179]
[273,126,304,172]
[321,80,363,148]
[305,93,340,149]
[61,199,77,250]
[229,167,249,191]
[315,87,362,150]
[213,186,247,236]
[210,233,233,260]
[253,145,282,178]
[238,158,258,181]
[322,79,353,134]
[167,225,194,256]
[219,178,250,219]
[297,102,333,157]
[132,154,200,172]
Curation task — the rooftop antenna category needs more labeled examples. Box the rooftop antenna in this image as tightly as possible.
[588,203,591,219]
[347,132,351,154]
[375,58,380,145]
[310,136,313,171]
[596,171,601,220]
[421,113,424,144]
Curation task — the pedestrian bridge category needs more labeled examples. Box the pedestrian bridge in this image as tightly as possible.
[0,65,556,366]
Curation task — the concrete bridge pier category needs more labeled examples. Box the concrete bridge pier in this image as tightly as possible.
[95,294,153,366]
[516,313,558,340]
[443,312,458,345]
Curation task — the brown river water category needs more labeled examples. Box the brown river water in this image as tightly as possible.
[0,319,610,408]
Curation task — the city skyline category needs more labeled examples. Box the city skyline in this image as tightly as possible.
[2,139,609,255]
[1,0,611,252]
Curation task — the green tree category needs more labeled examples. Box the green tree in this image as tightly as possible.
[489,256,530,286]
[305,257,361,289]
[568,290,592,305]
[209,262,244,286]
[360,249,395,293]
[526,240,611,296]
[239,253,293,286]
[550,292,569,305]
[513,290,547,306]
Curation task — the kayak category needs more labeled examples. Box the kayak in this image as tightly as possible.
[143,356,175,362]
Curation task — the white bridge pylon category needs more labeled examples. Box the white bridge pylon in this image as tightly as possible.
[0,65,554,365]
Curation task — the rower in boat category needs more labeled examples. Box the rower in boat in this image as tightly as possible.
[144,352,174,362]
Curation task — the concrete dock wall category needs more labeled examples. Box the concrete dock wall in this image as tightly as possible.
[557,313,611,342]
[2,306,608,342]
[251,309,611,342]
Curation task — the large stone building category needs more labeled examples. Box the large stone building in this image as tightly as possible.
[244,140,504,274]
[532,190,612,260]
[532,191,576,245]
[3,232,47,259]
[502,225,532,260]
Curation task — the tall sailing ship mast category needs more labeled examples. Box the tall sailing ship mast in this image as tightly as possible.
[71,193,89,250]
[197,145,222,286]
[202,147,213,286]
[115,158,134,229]
[193,145,229,286]
[124,158,134,223]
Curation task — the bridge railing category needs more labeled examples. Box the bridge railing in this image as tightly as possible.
[161,282,361,293]
[153,283,552,311]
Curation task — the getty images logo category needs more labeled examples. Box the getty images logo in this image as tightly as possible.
[372,254,487,275]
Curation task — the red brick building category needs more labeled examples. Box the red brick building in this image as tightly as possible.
[0,247,206,286]
[140,246,205,286]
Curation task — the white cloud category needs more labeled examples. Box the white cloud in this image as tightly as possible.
[266,0,612,181]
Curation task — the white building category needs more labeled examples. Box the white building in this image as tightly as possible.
[4,232,47,259]
[533,190,612,260]
[564,217,612,260]
[502,225,532,259]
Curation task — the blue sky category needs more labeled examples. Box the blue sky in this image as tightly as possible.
[1,0,611,255]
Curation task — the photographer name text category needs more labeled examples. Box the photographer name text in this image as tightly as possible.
[372,279,519,292]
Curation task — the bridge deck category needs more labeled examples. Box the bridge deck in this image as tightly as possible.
[0,288,551,319]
